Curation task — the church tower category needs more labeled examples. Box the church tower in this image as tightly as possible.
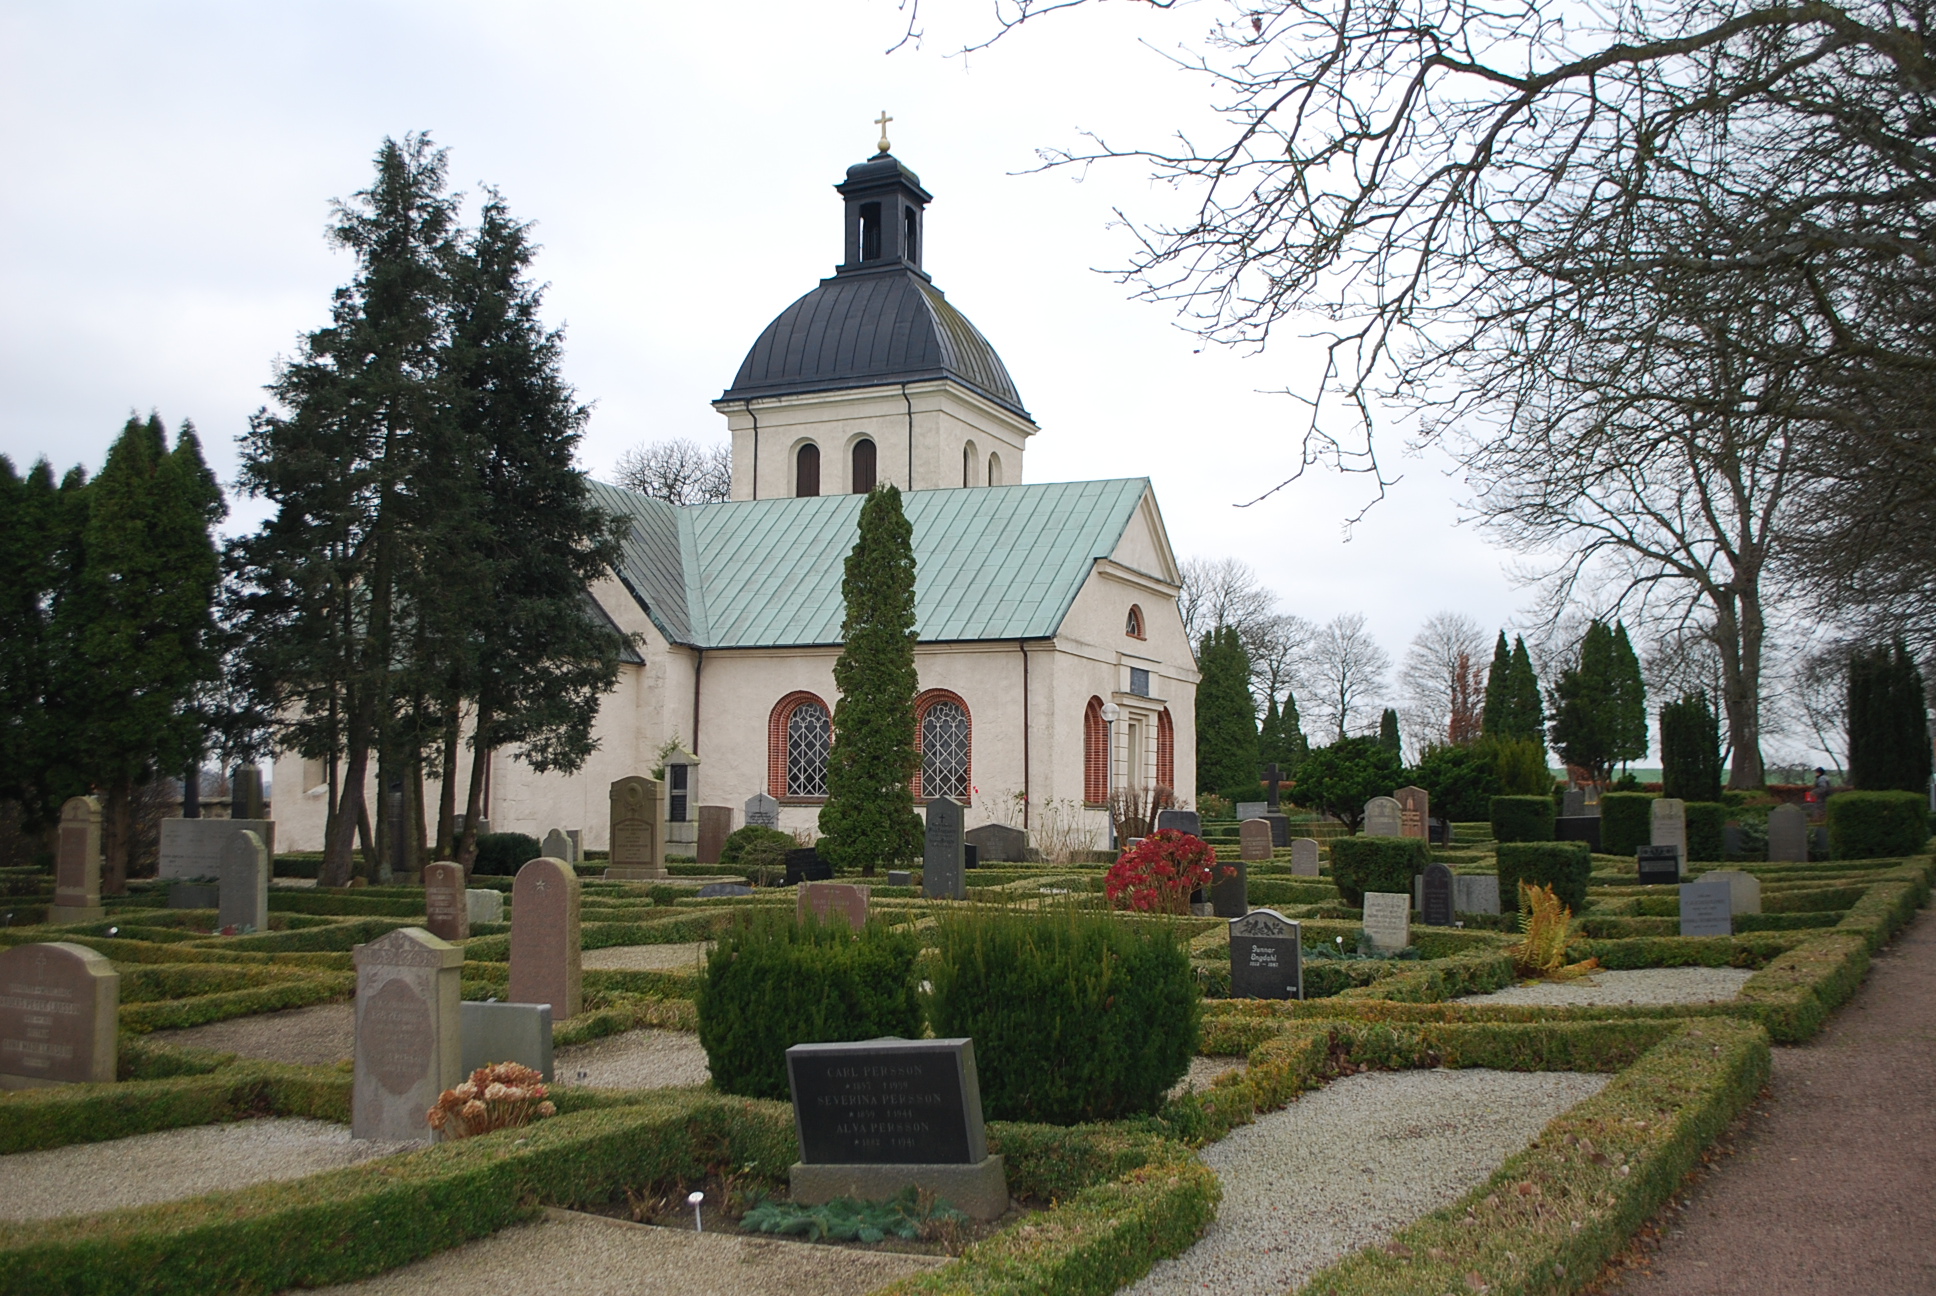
[714,142,1037,500]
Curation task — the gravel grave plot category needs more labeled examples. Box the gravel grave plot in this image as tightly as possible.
[148,1001,355,1066]
[1454,966,1755,1007]
[1125,1066,1610,1296]
[0,1118,412,1221]
[304,1207,946,1296]
[555,1028,711,1089]
[1169,1054,1249,1101]
[581,942,710,972]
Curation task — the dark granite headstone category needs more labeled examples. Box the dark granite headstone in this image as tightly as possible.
[1679,880,1734,937]
[1210,857,1247,918]
[217,829,269,932]
[964,823,1027,862]
[963,843,979,871]
[923,797,966,899]
[787,1037,986,1166]
[784,848,833,886]
[1637,844,1682,887]
[1154,809,1201,837]
[1555,815,1603,853]
[1767,804,1808,862]
[1421,862,1455,927]
[1229,909,1301,1000]
[696,882,754,898]
[1263,812,1291,848]
[886,870,913,887]
[1428,817,1454,846]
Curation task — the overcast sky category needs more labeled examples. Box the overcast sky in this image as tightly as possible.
[1,1,1562,739]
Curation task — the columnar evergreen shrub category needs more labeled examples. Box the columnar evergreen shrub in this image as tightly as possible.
[472,831,541,876]
[1328,836,1429,906]
[1495,841,1592,914]
[1408,742,1502,822]
[926,905,1198,1123]
[1195,625,1260,795]
[1685,802,1727,862]
[1826,791,1932,859]
[1847,643,1934,793]
[1660,693,1724,801]
[1600,792,1653,857]
[697,910,922,1099]
[1490,795,1555,843]
[717,825,792,866]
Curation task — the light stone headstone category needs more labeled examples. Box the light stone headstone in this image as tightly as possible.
[565,829,583,863]
[51,796,104,923]
[965,823,1028,863]
[424,861,469,941]
[1652,799,1688,878]
[923,797,966,900]
[160,818,277,881]
[1361,891,1411,952]
[352,927,462,1141]
[1767,804,1808,862]
[1363,796,1403,838]
[465,888,504,927]
[1238,818,1274,863]
[1420,862,1455,927]
[1456,874,1501,915]
[509,857,581,1020]
[1679,880,1734,937]
[0,941,117,1088]
[1234,802,1268,822]
[1290,838,1321,877]
[460,1001,553,1082]
[217,829,269,932]
[1697,869,1763,916]
[798,882,870,931]
[541,829,572,863]
[607,776,664,880]
[744,792,781,830]
[1229,908,1301,1000]
[697,806,732,865]
[1395,787,1430,840]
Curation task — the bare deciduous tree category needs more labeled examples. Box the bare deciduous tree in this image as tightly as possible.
[1305,612,1390,741]
[614,438,731,505]
[1178,556,1276,648]
[1244,611,1314,716]
[1398,611,1487,755]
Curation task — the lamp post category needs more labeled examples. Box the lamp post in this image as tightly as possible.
[1100,702,1121,849]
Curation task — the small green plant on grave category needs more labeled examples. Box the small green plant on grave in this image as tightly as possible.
[740,1187,968,1243]
[1305,933,1422,962]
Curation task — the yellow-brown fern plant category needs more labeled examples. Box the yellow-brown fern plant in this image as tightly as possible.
[1511,883,1600,980]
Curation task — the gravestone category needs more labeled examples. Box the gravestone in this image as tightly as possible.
[540,829,572,864]
[460,1001,553,1082]
[1210,856,1247,919]
[1229,908,1302,1000]
[786,1037,1007,1221]
[1637,844,1683,887]
[1767,804,1809,862]
[231,763,266,821]
[784,848,833,885]
[1563,788,1588,817]
[1395,786,1430,839]
[1238,819,1274,862]
[1456,874,1502,915]
[798,881,870,931]
[1698,869,1763,916]
[159,818,277,881]
[1290,839,1321,877]
[1421,862,1455,927]
[1264,762,1284,810]
[1234,802,1268,822]
[1155,809,1201,837]
[606,775,664,880]
[1555,816,1603,853]
[1652,799,1688,877]
[0,941,118,1088]
[696,882,753,898]
[743,792,781,830]
[565,828,583,862]
[1429,817,1454,846]
[1264,812,1292,848]
[465,888,504,927]
[1363,796,1403,838]
[51,796,104,923]
[508,857,581,1020]
[661,746,699,856]
[886,870,913,887]
[352,927,462,1141]
[217,829,269,933]
[965,823,1028,863]
[1361,891,1411,952]
[963,843,980,871]
[423,862,469,941]
[697,806,732,865]
[1679,880,1734,937]
[923,797,966,900]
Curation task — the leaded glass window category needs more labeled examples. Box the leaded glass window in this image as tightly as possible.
[920,701,970,798]
[787,703,831,797]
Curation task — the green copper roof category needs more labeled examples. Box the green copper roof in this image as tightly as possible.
[587,478,1154,649]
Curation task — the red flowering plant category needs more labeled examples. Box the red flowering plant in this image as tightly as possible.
[1104,829,1232,913]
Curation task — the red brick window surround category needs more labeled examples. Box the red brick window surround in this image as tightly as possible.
[1083,696,1108,806]
[1157,707,1175,790]
[913,689,972,801]
[1126,604,1145,639]
[768,691,832,799]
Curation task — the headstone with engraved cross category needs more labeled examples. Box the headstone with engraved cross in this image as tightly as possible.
[1363,796,1403,838]
[509,857,581,1019]
[744,792,781,830]
[1395,786,1430,840]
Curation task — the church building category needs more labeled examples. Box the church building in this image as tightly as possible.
[274,144,1197,853]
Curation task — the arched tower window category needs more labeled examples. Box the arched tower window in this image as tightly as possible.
[987,452,1002,487]
[962,440,978,488]
[1157,708,1176,791]
[851,438,877,493]
[1125,605,1145,639]
[1083,696,1108,805]
[859,202,882,261]
[903,205,919,265]
[795,443,821,497]
[914,690,971,799]
[768,692,832,798]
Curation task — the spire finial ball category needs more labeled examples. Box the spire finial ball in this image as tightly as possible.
[874,110,893,155]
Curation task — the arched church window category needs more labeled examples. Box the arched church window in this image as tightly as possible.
[903,205,918,264]
[915,691,971,799]
[796,443,820,497]
[962,441,978,488]
[769,693,832,798]
[860,202,882,260]
[987,452,1002,487]
[1157,708,1176,791]
[1125,605,1144,639]
[1083,696,1108,805]
[851,438,876,493]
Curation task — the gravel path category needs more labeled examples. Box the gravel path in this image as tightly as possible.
[305,1207,945,1296]
[0,1118,410,1221]
[1455,967,1754,1007]
[1125,1067,1610,1295]
[555,1029,711,1089]
[148,1001,355,1066]
[581,942,709,972]
[1169,1055,1249,1101]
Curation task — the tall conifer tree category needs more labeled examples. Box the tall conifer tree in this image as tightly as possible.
[819,486,923,874]
[1608,622,1648,771]
[0,458,69,825]
[1508,636,1544,742]
[1481,632,1513,737]
[1378,707,1402,754]
[1196,625,1261,797]
[1848,643,1934,792]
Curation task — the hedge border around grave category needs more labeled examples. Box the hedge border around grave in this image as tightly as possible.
[0,1061,350,1155]
[118,972,354,1033]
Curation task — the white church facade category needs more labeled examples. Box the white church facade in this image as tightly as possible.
[273,147,1197,853]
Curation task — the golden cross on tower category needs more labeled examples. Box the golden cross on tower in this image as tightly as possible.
[874,110,893,155]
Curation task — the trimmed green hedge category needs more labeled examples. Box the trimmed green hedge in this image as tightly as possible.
[1328,836,1429,907]
[1496,841,1592,913]
[120,974,353,1033]
[1490,795,1555,843]
[1600,792,1653,857]
[0,1063,349,1155]
[1827,791,1931,859]
[1686,801,1727,861]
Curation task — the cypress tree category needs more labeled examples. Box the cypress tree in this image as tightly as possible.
[1609,622,1648,770]
[1848,643,1934,792]
[1259,690,1310,775]
[1195,625,1260,796]
[1660,692,1723,801]
[819,485,923,874]
[1378,707,1402,754]
[1481,632,1512,736]
[0,457,68,826]
[1548,621,1617,784]
[1508,636,1544,741]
